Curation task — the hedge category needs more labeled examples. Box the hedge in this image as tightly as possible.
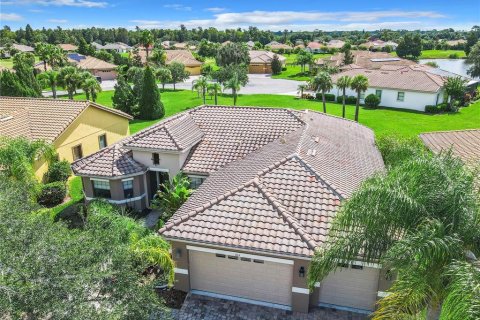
[45,160,72,183]
[37,182,67,208]
[315,93,336,101]
[364,94,380,108]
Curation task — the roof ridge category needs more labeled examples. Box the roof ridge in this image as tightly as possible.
[163,125,181,150]
[252,179,317,251]
[306,109,376,135]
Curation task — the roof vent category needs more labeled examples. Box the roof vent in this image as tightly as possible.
[307,149,317,156]
[0,115,13,122]
[314,137,320,143]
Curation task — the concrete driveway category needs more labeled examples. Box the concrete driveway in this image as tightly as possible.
[43,74,304,97]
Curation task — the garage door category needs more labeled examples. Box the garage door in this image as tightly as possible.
[318,265,379,311]
[189,250,293,306]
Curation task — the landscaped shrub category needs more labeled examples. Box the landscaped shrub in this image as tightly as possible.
[425,105,439,113]
[45,159,71,183]
[448,53,459,59]
[364,94,380,108]
[37,182,67,207]
[346,96,357,104]
[324,93,335,101]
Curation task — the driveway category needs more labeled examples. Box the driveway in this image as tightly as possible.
[174,293,367,320]
[43,74,303,97]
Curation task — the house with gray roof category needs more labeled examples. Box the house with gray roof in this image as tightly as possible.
[72,105,388,314]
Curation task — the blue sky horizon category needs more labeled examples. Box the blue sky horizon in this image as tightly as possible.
[1,0,479,31]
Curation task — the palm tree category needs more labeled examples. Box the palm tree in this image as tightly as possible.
[337,75,352,118]
[223,72,241,106]
[310,72,333,113]
[58,66,81,100]
[35,42,50,72]
[444,76,466,111]
[80,72,102,102]
[48,46,66,69]
[140,30,154,60]
[148,48,166,67]
[37,70,59,98]
[208,82,222,105]
[350,74,369,122]
[308,152,480,320]
[297,83,307,99]
[192,76,209,104]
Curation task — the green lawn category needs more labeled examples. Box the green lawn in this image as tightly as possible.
[273,53,332,81]
[391,50,466,59]
[71,89,480,137]
[0,58,14,68]
[51,176,84,218]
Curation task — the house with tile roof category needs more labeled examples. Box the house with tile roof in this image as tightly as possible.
[265,41,293,51]
[136,49,202,75]
[67,53,118,81]
[0,97,132,180]
[305,41,325,53]
[248,50,286,74]
[58,44,78,52]
[101,42,132,53]
[71,105,390,314]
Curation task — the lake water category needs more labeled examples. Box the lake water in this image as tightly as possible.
[419,59,476,79]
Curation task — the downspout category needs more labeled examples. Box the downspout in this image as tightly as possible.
[143,172,149,208]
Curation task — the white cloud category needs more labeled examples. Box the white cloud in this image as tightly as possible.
[2,0,108,8]
[205,7,225,13]
[163,4,191,11]
[29,9,45,13]
[48,18,68,23]
[0,13,23,21]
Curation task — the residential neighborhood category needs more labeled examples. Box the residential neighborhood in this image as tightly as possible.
[0,1,479,320]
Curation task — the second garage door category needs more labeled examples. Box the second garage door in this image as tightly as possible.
[319,265,379,311]
[189,250,293,306]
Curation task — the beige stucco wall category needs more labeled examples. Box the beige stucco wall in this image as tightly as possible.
[185,65,201,76]
[132,149,190,179]
[34,106,130,180]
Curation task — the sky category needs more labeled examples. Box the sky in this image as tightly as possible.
[0,0,479,31]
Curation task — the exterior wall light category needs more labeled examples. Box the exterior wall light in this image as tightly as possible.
[175,248,182,259]
[299,266,305,278]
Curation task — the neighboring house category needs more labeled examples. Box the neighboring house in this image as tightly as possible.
[12,43,35,53]
[246,40,255,49]
[67,53,118,81]
[165,50,202,75]
[445,39,467,47]
[172,42,190,50]
[0,97,132,180]
[326,39,345,49]
[71,105,390,314]
[91,42,104,50]
[161,41,171,49]
[58,44,78,52]
[101,42,132,53]
[305,42,324,53]
[420,129,480,166]
[316,50,415,70]
[265,41,293,51]
[248,50,286,74]
[361,40,398,51]
[329,66,447,111]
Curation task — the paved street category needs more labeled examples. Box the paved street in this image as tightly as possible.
[43,74,302,97]
[174,293,367,320]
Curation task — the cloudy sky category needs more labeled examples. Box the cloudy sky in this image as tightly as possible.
[1,0,478,31]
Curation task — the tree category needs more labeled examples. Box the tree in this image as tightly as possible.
[444,76,466,111]
[310,72,333,113]
[466,41,480,78]
[208,82,222,105]
[297,83,307,99]
[223,72,242,105]
[155,67,172,90]
[77,38,94,56]
[80,72,102,102]
[396,33,422,60]
[341,43,354,65]
[112,75,135,115]
[271,54,283,75]
[12,52,41,97]
[168,62,190,90]
[94,50,113,62]
[138,66,164,120]
[215,64,248,86]
[0,70,33,97]
[37,70,59,98]
[308,151,480,320]
[192,76,209,104]
[295,50,314,73]
[35,42,51,72]
[152,173,192,223]
[465,26,480,55]
[216,42,250,67]
[148,48,166,67]
[58,66,81,99]
[337,75,352,118]
[350,74,369,122]
[140,30,154,59]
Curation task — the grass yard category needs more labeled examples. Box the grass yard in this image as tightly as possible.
[391,50,466,59]
[0,58,14,68]
[272,53,332,81]
[71,89,480,137]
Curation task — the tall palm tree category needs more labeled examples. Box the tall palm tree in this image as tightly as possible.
[35,42,50,72]
[208,82,222,105]
[192,76,209,104]
[80,72,102,102]
[148,48,166,67]
[223,73,241,106]
[337,75,352,118]
[350,74,369,122]
[48,46,66,69]
[140,30,154,60]
[310,72,333,113]
[58,66,81,100]
[297,83,307,99]
[37,70,59,98]
[308,152,480,320]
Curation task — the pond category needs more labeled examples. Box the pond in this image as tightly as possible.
[419,59,477,79]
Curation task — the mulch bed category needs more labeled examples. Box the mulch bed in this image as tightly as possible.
[156,287,188,309]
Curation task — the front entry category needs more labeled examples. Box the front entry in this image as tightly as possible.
[149,170,169,199]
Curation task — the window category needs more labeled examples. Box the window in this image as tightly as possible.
[253,259,264,264]
[72,144,83,160]
[215,254,226,258]
[375,89,382,99]
[98,134,107,149]
[92,180,111,198]
[240,257,252,262]
[397,91,405,102]
[189,176,206,189]
[152,153,160,165]
[351,264,364,270]
[228,255,239,260]
[122,179,134,198]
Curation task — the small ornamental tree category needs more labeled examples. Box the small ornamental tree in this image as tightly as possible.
[168,62,190,90]
[112,75,135,115]
[271,54,283,75]
[364,93,380,108]
[138,66,164,120]
[155,67,172,90]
